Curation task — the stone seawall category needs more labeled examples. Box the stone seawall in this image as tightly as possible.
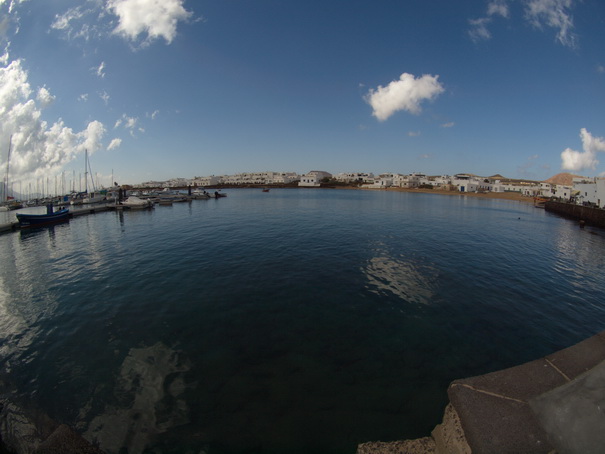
[545,201,605,228]
[357,331,605,454]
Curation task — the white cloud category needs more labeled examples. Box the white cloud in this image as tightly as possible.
[487,0,510,18]
[36,86,54,107]
[0,57,107,184]
[1,0,27,15]
[561,128,605,172]
[441,121,455,128]
[469,17,492,41]
[115,113,141,137]
[94,61,106,78]
[107,137,122,150]
[107,0,192,46]
[408,131,421,137]
[78,93,88,102]
[51,6,84,32]
[597,65,605,74]
[470,0,577,47]
[99,90,110,105]
[50,5,101,42]
[365,73,445,121]
[469,0,510,42]
[525,0,576,47]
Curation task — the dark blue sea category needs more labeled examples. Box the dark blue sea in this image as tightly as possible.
[1,188,605,454]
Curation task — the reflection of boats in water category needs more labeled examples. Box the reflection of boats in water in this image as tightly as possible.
[16,205,70,228]
[262,188,270,192]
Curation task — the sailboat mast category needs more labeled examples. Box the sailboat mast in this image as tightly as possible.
[5,135,12,201]
[84,149,88,194]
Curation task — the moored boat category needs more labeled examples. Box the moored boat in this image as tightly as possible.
[534,196,548,208]
[120,196,154,209]
[16,206,70,228]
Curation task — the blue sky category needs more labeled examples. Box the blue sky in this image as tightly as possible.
[1,0,604,189]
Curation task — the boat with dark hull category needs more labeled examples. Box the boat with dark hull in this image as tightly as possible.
[16,206,70,228]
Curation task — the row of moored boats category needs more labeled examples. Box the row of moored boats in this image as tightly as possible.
[9,188,227,228]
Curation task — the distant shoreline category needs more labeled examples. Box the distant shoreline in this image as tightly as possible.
[139,183,534,203]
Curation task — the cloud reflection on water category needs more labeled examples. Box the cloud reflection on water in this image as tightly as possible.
[362,249,439,306]
[83,342,191,454]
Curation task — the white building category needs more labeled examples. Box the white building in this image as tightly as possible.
[573,177,605,207]
[335,172,375,184]
[452,174,478,192]
[192,175,221,187]
[539,182,555,198]
[362,173,396,189]
[392,173,426,188]
[431,175,453,188]
[553,185,573,200]
[299,170,332,187]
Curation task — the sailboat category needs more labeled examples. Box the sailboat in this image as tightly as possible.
[72,150,106,205]
[1,135,22,211]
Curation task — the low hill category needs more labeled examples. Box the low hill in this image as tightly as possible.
[544,172,585,186]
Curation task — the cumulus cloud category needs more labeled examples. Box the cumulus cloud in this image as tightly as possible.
[107,0,193,46]
[36,86,54,107]
[365,73,445,121]
[0,57,107,184]
[470,0,577,47]
[49,0,194,48]
[561,129,605,172]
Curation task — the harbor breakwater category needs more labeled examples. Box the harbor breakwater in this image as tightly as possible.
[545,201,605,228]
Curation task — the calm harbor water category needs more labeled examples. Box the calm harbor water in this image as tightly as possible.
[1,188,605,453]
